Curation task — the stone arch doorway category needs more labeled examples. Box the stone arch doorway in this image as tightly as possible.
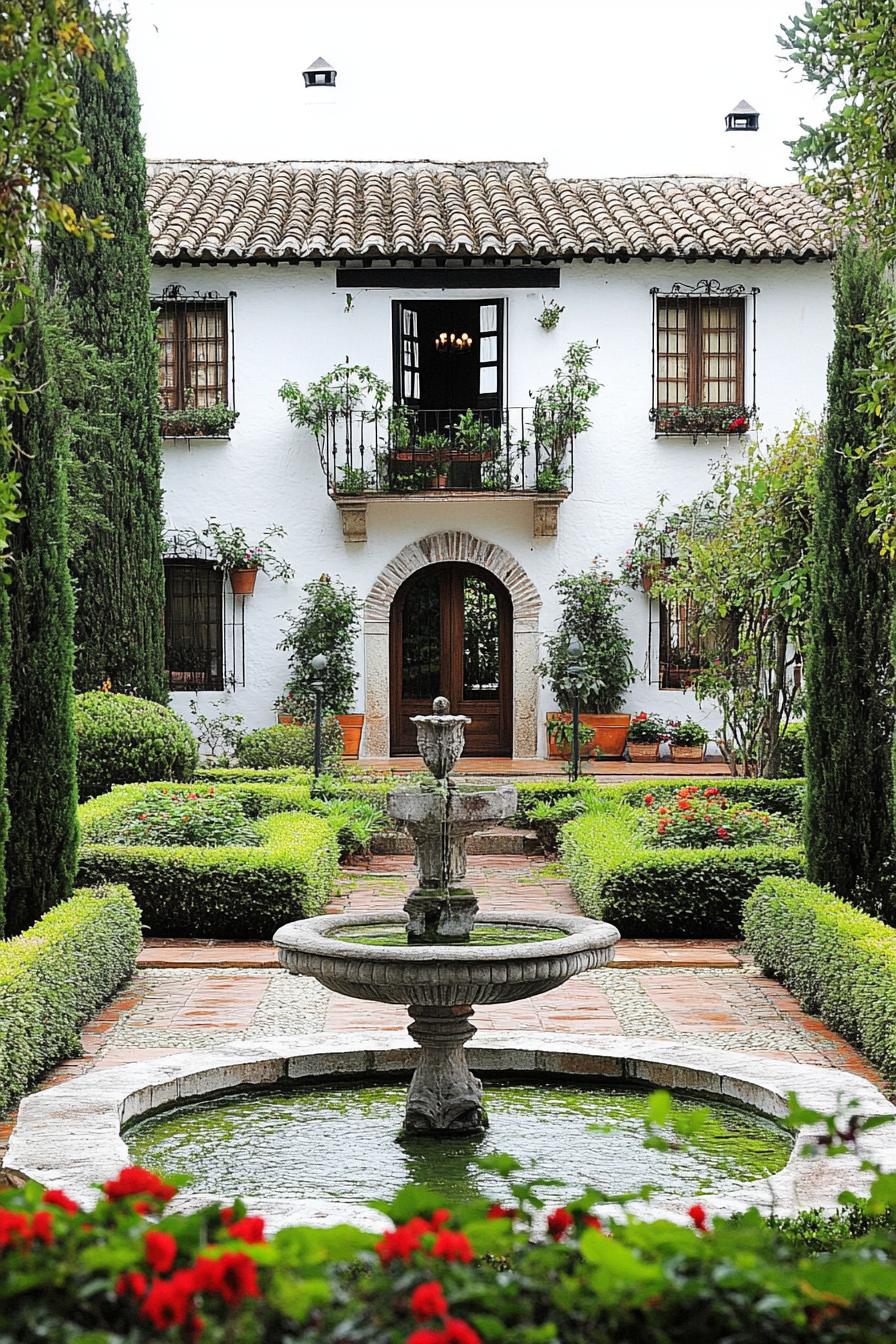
[363,532,541,759]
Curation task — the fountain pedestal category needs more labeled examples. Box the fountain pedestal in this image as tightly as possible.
[404,1005,486,1135]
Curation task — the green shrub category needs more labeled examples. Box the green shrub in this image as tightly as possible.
[604,776,805,818]
[562,803,803,936]
[237,718,343,770]
[529,796,588,851]
[776,721,806,778]
[0,885,141,1114]
[74,692,197,801]
[78,811,338,938]
[637,787,797,849]
[89,785,262,848]
[196,765,313,785]
[744,876,896,1081]
[513,779,596,824]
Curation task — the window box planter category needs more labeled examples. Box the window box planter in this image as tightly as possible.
[336,713,364,758]
[663,666,699,690]
[159,408,239,439]
[229,567,258,596]
[653,404,750,438]
[546,712,631,760]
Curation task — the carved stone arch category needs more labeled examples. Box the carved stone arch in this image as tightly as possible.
[362,531,542,759]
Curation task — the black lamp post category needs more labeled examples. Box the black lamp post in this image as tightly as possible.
[310,653,328,778]
[567,637,584,782]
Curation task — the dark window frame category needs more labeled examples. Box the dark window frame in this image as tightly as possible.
[152,287,236,412]
[164,557,225,692]
[649,281,759,432]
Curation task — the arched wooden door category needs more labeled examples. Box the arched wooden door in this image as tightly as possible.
[390,563,512,756]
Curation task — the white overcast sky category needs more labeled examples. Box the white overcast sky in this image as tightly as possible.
[124,0,825,184]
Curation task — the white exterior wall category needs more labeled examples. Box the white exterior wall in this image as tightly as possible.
[158,258,834,755]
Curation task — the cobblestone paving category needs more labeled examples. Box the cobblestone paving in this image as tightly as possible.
[0,858,885,1161]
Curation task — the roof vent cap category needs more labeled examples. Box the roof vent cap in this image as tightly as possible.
[725,99,759,132]
[303,56,337,89]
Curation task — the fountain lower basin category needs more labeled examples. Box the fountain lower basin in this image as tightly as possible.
[274,911,619,1135]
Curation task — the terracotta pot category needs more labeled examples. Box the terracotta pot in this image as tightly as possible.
[641,561,661,593]
[277,713,296,725]
[545,713,631,760]
[230,567,258,595]
[337,713,364,758]
[434,473,449,489]
[670,744,706,763]
[627,741,661,762]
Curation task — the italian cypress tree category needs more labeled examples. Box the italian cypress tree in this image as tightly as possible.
[42,41,166,701]
[4,285,79,935]
[804,236,896,918]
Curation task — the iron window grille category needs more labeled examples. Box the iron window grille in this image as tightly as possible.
[163,531,245,691]
[649,280,758,440]
[647,555,733,689]
[152,285,237,436]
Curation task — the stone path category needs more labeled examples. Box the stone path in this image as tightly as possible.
[0,857,885,1166]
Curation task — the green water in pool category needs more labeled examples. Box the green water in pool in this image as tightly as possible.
[127,1081,792,1206]
[325,922,566,946]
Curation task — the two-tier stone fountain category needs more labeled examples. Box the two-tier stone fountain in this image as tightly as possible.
[275,698,619,1137]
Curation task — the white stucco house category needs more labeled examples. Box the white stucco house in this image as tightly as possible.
[147,159,834,759]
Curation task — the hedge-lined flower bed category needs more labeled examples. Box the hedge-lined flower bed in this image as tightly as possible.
[0,885,140,1114]
[561,802,803,936]
[78,810,339,939]
[745,877,896,1082]
[513,777,803,828]
[3,1157,896,1342]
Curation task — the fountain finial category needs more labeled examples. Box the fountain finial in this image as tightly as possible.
[410,696,471,782]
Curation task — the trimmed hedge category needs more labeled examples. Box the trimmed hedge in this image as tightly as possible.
[196,766,312,785]
[77,811,339,938]
[744,876,896,1081]
[514,777,804,828]
[79,781,314,840]
[0,885,141,1114]
[237,719,343,770]
[74,692,198,801]
[561,803,803,936]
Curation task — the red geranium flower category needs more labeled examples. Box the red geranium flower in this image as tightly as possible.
[407,1331,445,1344]
[115,1270,148,1298]
[410,1281,448,1320]
[140,1273,196,1330]
[103,1166,177,1203]
[226,1215,266,1244]
[704,787,719,798]
[30,1211,54,1245]
[376,1217,431,1264]
[145,1229,178,1274]
[486,1204,517,1220]
[688,1203,708,1232]
[0,1209,33,1248]
[42,1189,79,1214]
[547,1207,574,1241]
[431,1229,474,1263]
[193,1251,260,1305]
[581,1214,603,1231]
[444,1320,481,1344]
[717,827,729,840]
[643,793,654,806]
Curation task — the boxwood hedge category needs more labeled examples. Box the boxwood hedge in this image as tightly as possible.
[236,719,343,770]
[513,777,803,828]
[0,885,141,1114]
[78,806,339,938]
[561,802,803,936]
[745,876,896,1081]
[74,692,198,801]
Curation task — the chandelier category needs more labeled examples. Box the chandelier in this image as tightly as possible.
[434,331,473,352]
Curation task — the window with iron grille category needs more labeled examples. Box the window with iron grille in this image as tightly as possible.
[153,286,235,416]
[164,559,224,692]
[652,560,732,689]
[650,281,758,436]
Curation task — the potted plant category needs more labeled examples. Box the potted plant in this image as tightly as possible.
[653,403,750,438]
[537,564,635,759]
[335,465,374,495]
[417,430,452,488]
[667,717,710,763]
[273,691,302,725]
[159,391,240,440]
[544,716,596,760]
[201,520,294,594]
[452,409,501,463]
[626,711,668,762]
[278,575,364,756]
[531,340,600,488]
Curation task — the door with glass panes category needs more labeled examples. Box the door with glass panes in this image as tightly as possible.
[389,564,512,755]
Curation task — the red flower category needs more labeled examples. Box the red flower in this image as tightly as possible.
[116,1270,148,1298]
[226,1215,266,1244]
[643,793,654,806]
[145,1229,178,1274]
[581,1214,603,1231]
[704,787,719,798]
[444,1320,482,1344]
[716,827,729,840]
[407,1332,445,1344]
[688,1203,708,1232]
[410,1281,448,1320]
[0,1209,32,1248]
[42,1189,79,1214]
[376,1216,431,1264]
[727,416,747,432]
[103,1166,177,1204]
[486,1204,517,1220]
[193,1251,260,1305]
[634,712,647,722]
[140,1273,196,1330]
[133,1201,153,1216]
[429,1209,451,1230]
[430,1229,474,1263]
[30,1211,54,1245]
[219,1206,235,1226]
[547,1207,574,1241]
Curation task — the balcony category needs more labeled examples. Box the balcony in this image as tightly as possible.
[317,406,575,541]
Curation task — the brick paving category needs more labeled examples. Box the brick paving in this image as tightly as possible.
[0,856,886,1165]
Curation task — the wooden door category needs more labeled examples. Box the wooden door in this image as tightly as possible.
[390,564,512,756]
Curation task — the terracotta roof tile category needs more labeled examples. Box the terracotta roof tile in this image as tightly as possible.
[145,160,834,263]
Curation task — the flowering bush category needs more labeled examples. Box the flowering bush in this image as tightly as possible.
[627,712,668,744]
[666,719,710,747]
[201,519,294,581]
[3,1144,896,1342]
[92,786,262,848]
[639,786,796,849]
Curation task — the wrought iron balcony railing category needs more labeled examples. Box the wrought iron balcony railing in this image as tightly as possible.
[317,406,576,497]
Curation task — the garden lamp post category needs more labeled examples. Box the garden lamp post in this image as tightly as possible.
[310,652,328,777]
[567,637,584,781]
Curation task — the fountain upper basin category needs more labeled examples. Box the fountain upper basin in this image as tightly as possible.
[387,783,518,829]
[274,911,620,1006]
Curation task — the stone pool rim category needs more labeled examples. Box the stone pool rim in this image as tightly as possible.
[4,1031,894,1226]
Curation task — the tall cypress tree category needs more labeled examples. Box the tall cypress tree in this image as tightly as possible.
[4,286,79,935]
[804,237,896,917]
[42,42,165,701]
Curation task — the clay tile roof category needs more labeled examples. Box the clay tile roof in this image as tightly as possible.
[145,160,834,263]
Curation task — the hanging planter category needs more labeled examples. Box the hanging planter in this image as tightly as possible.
[230,567,259,595]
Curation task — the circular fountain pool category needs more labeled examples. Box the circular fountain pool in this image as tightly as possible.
[327,922,567,947]
[126,1080,792,1207]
